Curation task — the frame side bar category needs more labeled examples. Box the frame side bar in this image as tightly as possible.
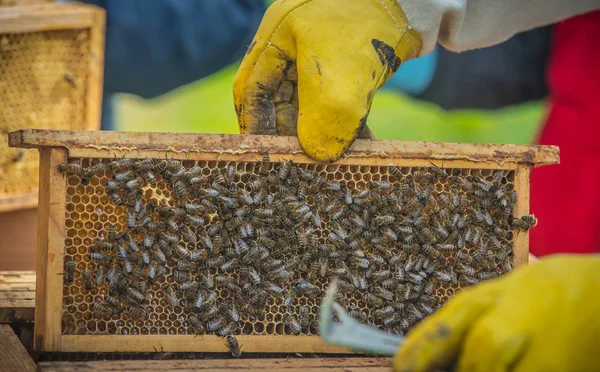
[34,148,68,351]
[513,164,531,268]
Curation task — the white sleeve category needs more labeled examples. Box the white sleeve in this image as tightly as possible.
[398,0,600,55]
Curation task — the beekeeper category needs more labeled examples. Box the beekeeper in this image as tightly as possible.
[233,1,600,371]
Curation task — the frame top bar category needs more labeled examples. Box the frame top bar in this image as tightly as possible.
[9,129,559,166]
[0,3,103,34]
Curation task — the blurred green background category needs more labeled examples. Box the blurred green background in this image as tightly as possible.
[115,64,545,145]
[115,0,545,145]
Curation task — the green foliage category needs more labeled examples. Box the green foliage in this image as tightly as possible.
[116,65,544,145]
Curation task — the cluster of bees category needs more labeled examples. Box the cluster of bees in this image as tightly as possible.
[60,155,535,356]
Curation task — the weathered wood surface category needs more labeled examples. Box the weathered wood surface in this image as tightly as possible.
[0,192,38,213]
[0,3,104,34]
[60,335,352,354]
[514,165,531,269]
[38,357,390,371]
[0,324,36,372]
[9,130,560,166]
[0,271,35,323]
[34,149,67,351]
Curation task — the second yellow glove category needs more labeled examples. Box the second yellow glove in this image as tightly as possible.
[233,0,422,162]
[393,255,600,372]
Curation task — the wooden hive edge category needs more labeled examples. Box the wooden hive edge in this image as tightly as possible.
[0,2,105,34]
[8,129,560,167]
[38,357,391,371]
[58,335,354,354]
[0,191,38,212]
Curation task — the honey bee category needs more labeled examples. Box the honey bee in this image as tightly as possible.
[181,163,201,180]
[389,251,407,265]
[459,275,479,286]
[520,215,537,228]
[57,162,84,175]
[351,256,370,269]
[92,302,114,317]
[94,265,106,286]
[373,269,392,281]
[220,258,239,271]
[437,243,456,252]
[181,226,197,245]
[457,263,476,276]
[456,251,473,264]
[375,287,394,301]
[90,252,111,262]
[477,271,497,280]
[283,314,302,335]
[436,270,457,284]
[364,292,383,307]
[158,283,177,307]
[173,181,188,201]
[187,314,205,334]
[375,215,395,226]
[382,228,397,242]
[207,317,226,332]
[388,165,403,179]
[293,280,320,297]
[64,261,76,283]
[126,286,146,304]
[224,335,242,357]
[278,160,292,180]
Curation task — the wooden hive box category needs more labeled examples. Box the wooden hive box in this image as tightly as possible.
[9,129,559,354]
[0,3,105,212]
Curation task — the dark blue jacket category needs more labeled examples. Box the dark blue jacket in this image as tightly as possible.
[386,26,552,110]
[81,0,266,130]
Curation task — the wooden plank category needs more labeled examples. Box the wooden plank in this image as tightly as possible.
[1,291,35,300]
[0,270,36,322]
[0,3,102,34]
[0,324,36,372]
[8,130,560,166]
[0,297,35,323]
[84,2,105,132]
[513,164,531,268]
[0,192,38,213]
[0,271,37,285]
[35,148,67,351]
[38,357,390,371]
[61,335,352,354]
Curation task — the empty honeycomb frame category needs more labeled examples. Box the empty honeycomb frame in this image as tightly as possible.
[0,3,105,212]
[9,129,559,354]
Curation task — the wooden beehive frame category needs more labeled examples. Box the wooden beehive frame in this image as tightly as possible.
[9,129,559,353]
[0,3,105,212]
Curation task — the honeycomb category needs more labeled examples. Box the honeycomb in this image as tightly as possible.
[0,29,91,198]
[60,156,532,342]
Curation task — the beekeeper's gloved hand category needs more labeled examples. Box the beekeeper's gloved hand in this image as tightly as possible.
[233,0,422,162]
[393,255,600,372]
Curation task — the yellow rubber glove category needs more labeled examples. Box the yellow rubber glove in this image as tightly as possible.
[393,255,600,372]
[233,0,422,162]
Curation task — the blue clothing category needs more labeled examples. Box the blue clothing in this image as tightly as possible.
[384,49,438,96]
[385,26,552,110]
[80,0,266,130]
